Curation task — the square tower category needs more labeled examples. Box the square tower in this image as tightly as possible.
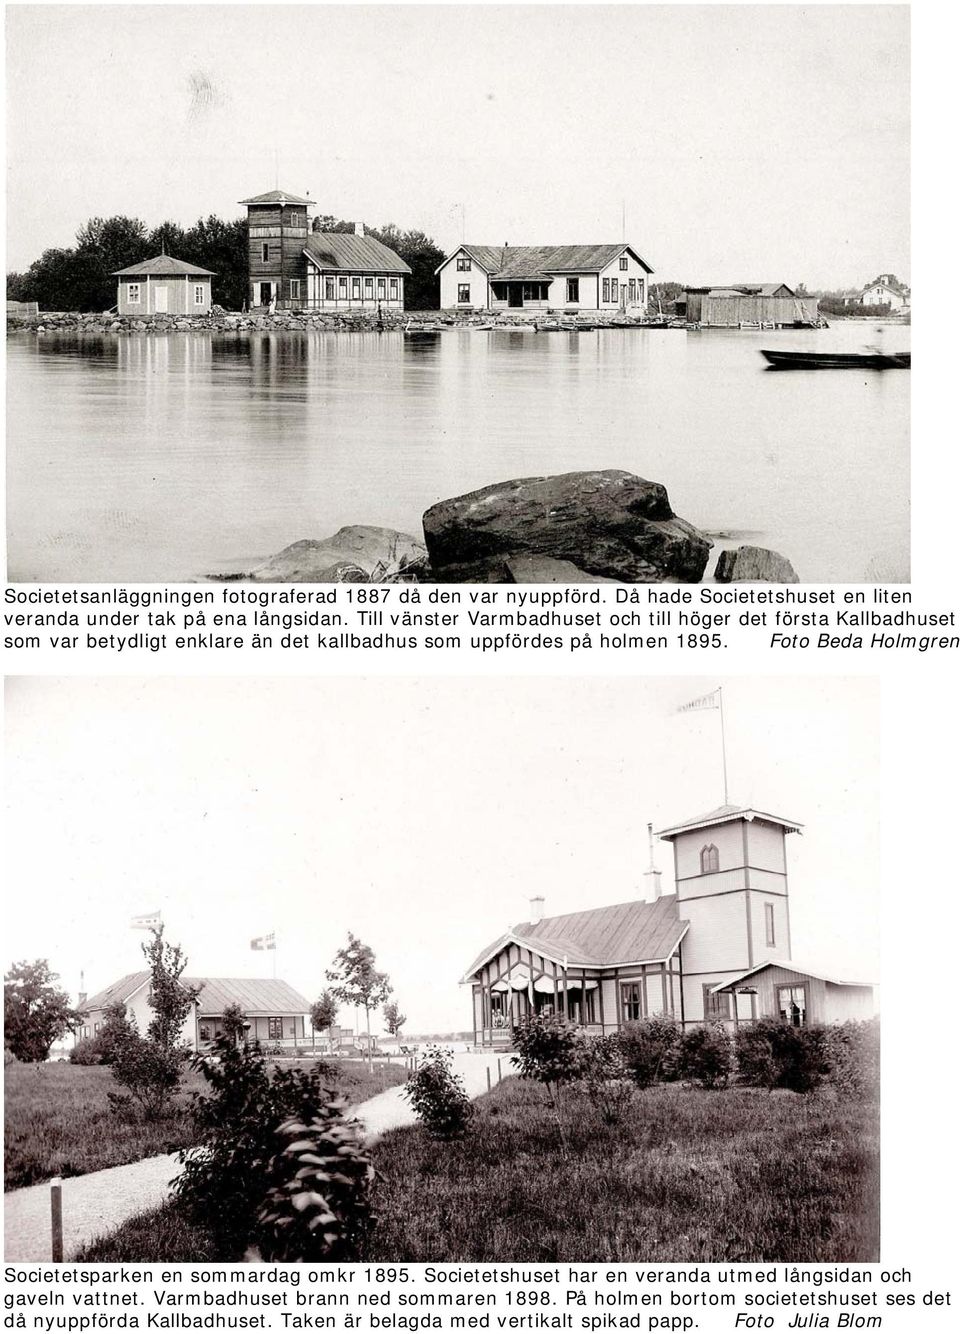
[240,189,315,310]
[656,804,801,1024]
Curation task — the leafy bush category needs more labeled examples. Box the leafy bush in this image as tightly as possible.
[4,1047,20,1067]
[736,1020,830,1094]
[677,1023,734,1089]
[69,1037,104,1066]
[620,1016,681,1088]
[512,1013,584,1152]
[577,1034,634,1125]
[174,1036,338,1255]
[824,1018,880,1099]
[402,1045,473,1139]
[255,1109,374,1261]
[108,1035,186,1120]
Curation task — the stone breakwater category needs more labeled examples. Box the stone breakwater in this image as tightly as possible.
[6,309,660,336]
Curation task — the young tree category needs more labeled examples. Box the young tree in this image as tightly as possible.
[326,934,392,1066]
[4,960,79,1062]
[220,1002,248,1045]
[310,989,339,1052]
[382,999,406,1039]
[141,927,199,1052]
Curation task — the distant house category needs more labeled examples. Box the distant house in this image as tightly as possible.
[845,274,910,309]
[463,802,873,1047]
[436,244,653,313]
[240,188,411,311]
[112,255,216,316]
[77,972,312,1048]
[682,283,818,327]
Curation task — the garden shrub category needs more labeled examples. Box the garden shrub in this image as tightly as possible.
[4,1047,20,1067]
[577,1033,634,1125]
[677,1022,734,1089]
[108,1034,186,1120]
[512,1013,584,1152]
[174,1036,337,1255]
[824,1018,880,1099]
[255,1108,375,1260]
[619,1016,681,1088]
[69,1037,104,1065]
[402,1045,473,1139]
[736,1019,830,1094]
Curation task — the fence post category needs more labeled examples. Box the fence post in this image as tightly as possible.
[50,1177,63,1261]
[486,1066,492,1093]
[497,1058,502,1084]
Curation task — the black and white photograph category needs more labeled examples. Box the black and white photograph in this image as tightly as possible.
[5,676,881,1264]
[6,4,909,584]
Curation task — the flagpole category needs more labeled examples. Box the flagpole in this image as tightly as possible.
[718,687,729,804]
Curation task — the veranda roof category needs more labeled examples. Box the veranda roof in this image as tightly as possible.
[710,960,875,993]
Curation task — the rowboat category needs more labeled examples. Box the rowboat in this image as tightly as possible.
[760,348,910,370]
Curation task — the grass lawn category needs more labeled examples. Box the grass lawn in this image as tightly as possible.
[75,1077,879,1263]
[5,1058,405,1191]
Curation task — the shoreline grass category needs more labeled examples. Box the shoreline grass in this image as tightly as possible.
[74,1078,879,1263]
[5,1058,405,1191]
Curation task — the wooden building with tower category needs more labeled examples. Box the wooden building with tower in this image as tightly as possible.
[463,803,873,1046]
[240,187,410,312]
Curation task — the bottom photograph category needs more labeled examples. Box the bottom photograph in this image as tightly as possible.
[4,675,880,1264]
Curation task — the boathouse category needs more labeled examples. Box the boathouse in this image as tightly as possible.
[77,973,311,1048]
[463,803,873,1045]
[241,188,410,311]
[112,255,216,316]
[682,283,818,327]
[436,244,653,313]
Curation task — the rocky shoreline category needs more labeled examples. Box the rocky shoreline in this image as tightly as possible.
[209,469,799,585]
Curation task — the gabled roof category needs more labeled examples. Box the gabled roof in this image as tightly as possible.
[239,189,315,206]
[304,234,411,274]
[463,894,688,981]
[439,244,653,278]
[80,974,311,1016]
[710,959,875,993]
[656,803,803,840]
[687,283,795,298]
[112,255,217,277]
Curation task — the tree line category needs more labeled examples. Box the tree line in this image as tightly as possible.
[6,213,446,313]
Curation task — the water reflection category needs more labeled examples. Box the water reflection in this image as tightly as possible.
[7,326,909,582]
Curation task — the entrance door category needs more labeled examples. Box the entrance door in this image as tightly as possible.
[508,284,523,308]
[154,286,168,314]
[259,282,273,307]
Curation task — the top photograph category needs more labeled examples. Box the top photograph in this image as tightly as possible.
[6,4,909,585]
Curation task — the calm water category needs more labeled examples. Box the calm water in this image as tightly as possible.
[6,324,909,582]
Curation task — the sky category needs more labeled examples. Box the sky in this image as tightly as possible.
[5,4,909,288]
[5,675,880,1034]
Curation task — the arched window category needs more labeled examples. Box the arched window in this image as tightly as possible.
[700,843,719,874]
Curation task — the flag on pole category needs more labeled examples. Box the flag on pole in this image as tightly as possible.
[677,689,720,714]
[130,911,162,930]
[250,932,276,951]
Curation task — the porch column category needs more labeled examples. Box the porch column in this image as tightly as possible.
[598,973,606,1032]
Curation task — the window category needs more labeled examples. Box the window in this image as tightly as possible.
[94,1023,101,1035]
[364,277,374,298]
[620,256,628,271]
[325,278,336,300]
[765,902,776,947]
[289,278,300,299]
[261,243,269,263]
[700,843,720,874]
[352,278,361,299]
[127,284,141,304]
[703,984,733,1021]
[199,1024,210,1041]
[339,277,348,298]
[621,981,643,1021]
[522,283,547,302]
[566,277,580,303]
[389,278,399,299]
[458,284,471,303]
[778,985,807,1027]
[268,1017,283,1040]
[456,256,472,271]
[377,278,386,298]
[602,278,610,302]
[194,285,205,306]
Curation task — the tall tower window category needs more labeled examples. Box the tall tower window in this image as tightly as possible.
[700,843,719,874]
[765,902,776,947]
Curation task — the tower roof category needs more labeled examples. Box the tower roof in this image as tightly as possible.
[239,189,315,206]
[656,803,803,840]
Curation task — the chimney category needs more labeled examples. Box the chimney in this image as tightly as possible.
[78,970,86,1007]
[643,822,663,900]
[355,221,365,238]
[529,895,545,924]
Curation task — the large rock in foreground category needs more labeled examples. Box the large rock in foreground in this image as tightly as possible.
[247,526,426,582]
[715,545,799,584]
[422,470,712,583]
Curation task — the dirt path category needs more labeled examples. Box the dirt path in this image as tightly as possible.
[4,1052,512,1261]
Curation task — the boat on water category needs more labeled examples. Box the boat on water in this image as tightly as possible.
[760,348,910,370]
[404,321,446,336]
